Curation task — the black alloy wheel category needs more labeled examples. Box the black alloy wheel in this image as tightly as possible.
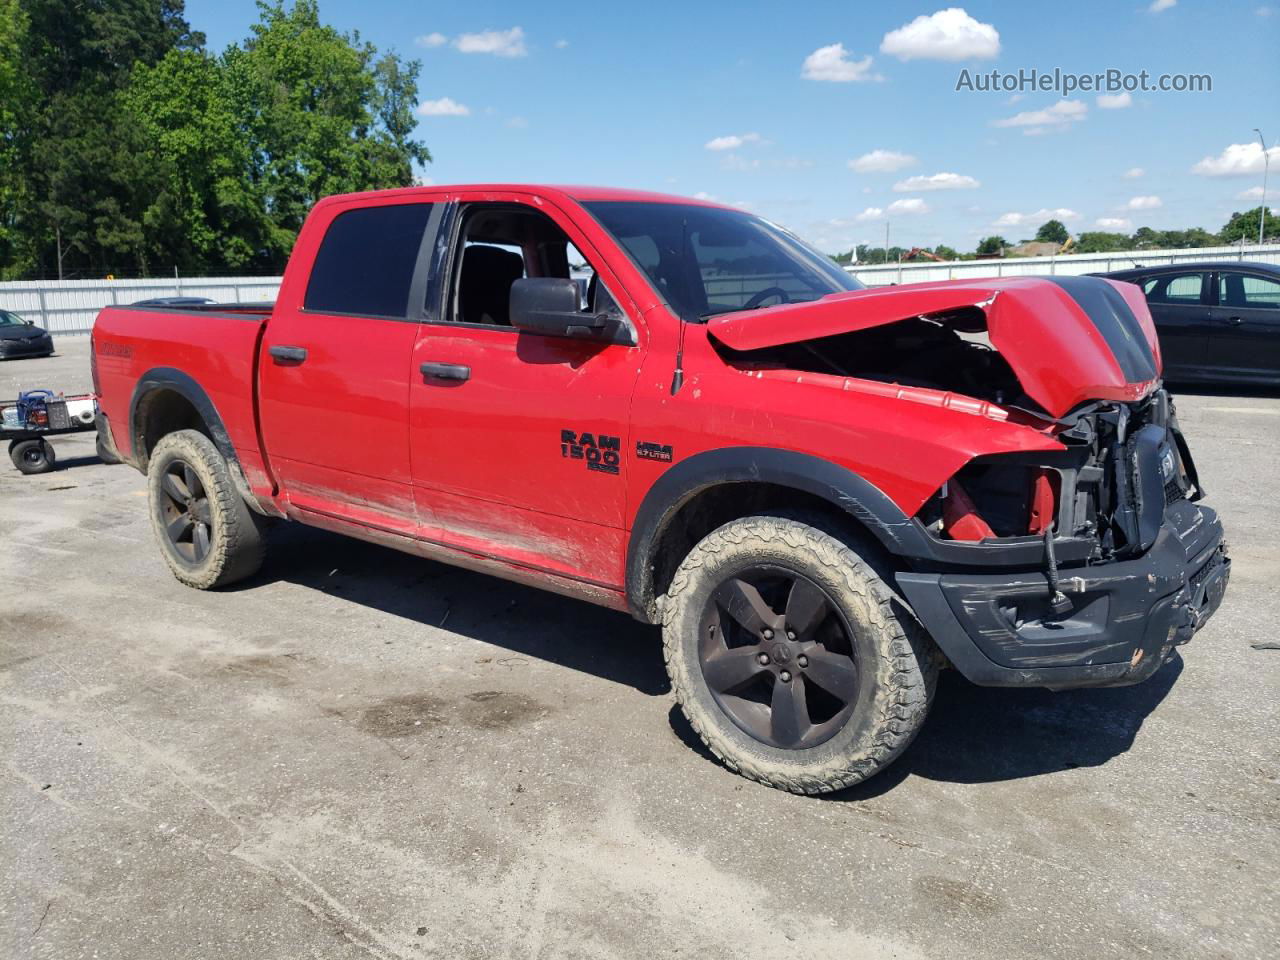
[697,565,860,749]
[156,457,214,564]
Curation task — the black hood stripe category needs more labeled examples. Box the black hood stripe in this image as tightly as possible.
[1046,276,1157,384]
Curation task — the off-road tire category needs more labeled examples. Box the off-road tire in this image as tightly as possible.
[147,429,264,589]
[10,438,56,474]
[662,515,936,794]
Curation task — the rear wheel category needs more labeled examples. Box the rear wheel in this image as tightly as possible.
[662,515,936,794]
[9,438,56,474]
[147,429,264,589]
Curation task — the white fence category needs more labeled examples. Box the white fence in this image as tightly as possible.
[0,276,282,335]
[847,242,1280,287]
[5,240,1280,334]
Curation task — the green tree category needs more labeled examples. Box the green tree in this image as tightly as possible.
[0,0,33,273]
[1220,207,1274,244]
[976,235,1007,256]
[1074,231,1131,254]
[933,244,958,261]
[223,0,431,265]
[1034,219,1069,244]
[1,0,431,278]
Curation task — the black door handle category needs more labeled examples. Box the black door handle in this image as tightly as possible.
[420,361,471,382]
[269,345,308,364]
[1223,316,1244,325]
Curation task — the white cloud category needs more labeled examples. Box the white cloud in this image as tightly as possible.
[1259,6,1275,16]
[855,207,885,222]
[849,149,917,173]
[801,43,878,82]
[1096,217,1133,230]
[454,27,527,57]
[1124,195,1163,210]
[887,197,931,215]
[1237,186,1266,200]
[993,208,1081,227]
[880,8,1001,61]
[554,38,569,48]
[721,154,760,172]
[1192,142,1280,177]
[1123,166,1145,179]
[1006,93,1024,104]
[415,32,448,48]
[1148,0,1176,12]
[705,132,763,151]
[506,116,529,129]
[892,172,980,192]
[416,97,470,117]
[994,99,1087,134]
[1096,92,1133,109]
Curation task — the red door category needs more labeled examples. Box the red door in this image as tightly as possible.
[258,197,437,533]
[408,194,646,587]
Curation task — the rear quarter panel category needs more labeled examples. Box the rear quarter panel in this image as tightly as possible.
[93,306,272,496]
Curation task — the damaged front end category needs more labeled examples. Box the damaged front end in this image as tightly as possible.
[708,276,1231,689]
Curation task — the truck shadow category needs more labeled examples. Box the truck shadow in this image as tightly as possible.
[243,522,1182,789]
[238,522,671,696]
[826,658,1183,798]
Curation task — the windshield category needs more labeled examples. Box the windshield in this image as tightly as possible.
[583,201,863,321]
[0,310,25,326]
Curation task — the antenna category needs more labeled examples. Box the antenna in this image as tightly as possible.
[671,217,689,395]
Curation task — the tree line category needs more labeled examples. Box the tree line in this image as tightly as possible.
[838,207,1273,265]
[0,0,429,280]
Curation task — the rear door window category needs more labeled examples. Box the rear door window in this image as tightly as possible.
[1143,273,1206,305]
[304,203,433,318]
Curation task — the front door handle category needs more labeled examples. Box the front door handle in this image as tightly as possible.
[269,345,308,364]
[420,361,471,382]
[1222,316,1244,325]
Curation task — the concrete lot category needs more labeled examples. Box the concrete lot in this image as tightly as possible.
[2,339,1278,960]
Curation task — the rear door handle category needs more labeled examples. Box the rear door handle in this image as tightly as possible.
[1223,316,1244,325]
[420,361,471,382]
[269,345,308,364]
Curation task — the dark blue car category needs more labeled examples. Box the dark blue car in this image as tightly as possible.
[0,308,54,360]
[1094,261,1280,386]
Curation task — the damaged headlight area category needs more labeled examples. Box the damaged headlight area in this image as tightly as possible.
[917,388,1202,562]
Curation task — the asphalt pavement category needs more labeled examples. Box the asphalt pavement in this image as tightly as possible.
[2,338,1277,959]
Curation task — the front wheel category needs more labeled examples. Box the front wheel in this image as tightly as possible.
[147,429,265,589]
[662,516,936,794]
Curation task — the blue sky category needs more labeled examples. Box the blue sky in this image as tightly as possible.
[187,1,1278,252]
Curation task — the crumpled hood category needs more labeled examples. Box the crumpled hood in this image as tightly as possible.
[707,275,1161,418]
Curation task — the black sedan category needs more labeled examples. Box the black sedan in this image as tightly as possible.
[1093,261,1280,386]
[0,308,54,360]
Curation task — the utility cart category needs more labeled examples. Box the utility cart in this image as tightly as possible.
[1,389,98,474]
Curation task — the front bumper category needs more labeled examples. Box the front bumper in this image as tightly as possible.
[0,337,53,358]
[898,500,1229,689]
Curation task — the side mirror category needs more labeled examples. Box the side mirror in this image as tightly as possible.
[510,277,631,344]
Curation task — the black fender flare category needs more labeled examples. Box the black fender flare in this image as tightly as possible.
[128,367,260,508]
[624,446,924,621]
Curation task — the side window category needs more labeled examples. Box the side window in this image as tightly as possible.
[1145,273,1205,305]
[304,203,433,318]
[1219,272,1280,309]
[449,204,624,328]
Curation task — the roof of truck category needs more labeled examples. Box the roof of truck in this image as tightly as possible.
[321,184,737,210]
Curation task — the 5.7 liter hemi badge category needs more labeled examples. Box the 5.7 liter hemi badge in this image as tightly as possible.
[636,441,673,463]
[561,429,620,474]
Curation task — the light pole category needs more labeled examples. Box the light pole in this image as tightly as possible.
[1256,129,1269,245]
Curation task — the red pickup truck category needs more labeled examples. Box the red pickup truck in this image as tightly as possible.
[92,185,1230,794]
